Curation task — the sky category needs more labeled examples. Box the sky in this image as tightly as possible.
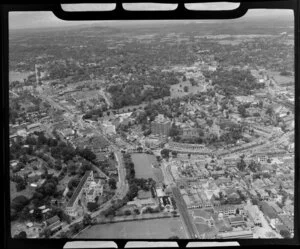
[9,3,293,30]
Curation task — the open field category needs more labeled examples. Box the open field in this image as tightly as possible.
[267,70,294,85]
[131,153,163,183]
[170,81,204,98]
[76,217,187,239]
[10,181,34,200]
[9,71,33,83]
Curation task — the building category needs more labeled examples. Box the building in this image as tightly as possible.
[182,127,201,139]
[224,157,240,168]
[144,137,163,149]
[65,171,103,217]
[229,215,246,227]
[127,197,158,209]
[102,120,116,135]
[278,214,294,235]
[27,123,43,134]
[86,179,103,203]
[260,201,279,228]
[27,171,43,183]
[214,204,245,217]
[43,215,62,233]
[151,114,171,136]
[217,230,253,239]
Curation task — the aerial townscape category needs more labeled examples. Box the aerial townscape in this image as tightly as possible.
[9,13,294,240]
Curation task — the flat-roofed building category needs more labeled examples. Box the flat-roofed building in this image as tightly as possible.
[66,171,102,217]
[217,230,253,239]
[27,123,43,134]
[229,215,246,227]
[151,114,171,136]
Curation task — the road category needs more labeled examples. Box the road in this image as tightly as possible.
[171,186,199,239]
[99,88,113,108]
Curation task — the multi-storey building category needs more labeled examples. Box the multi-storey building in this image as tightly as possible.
[65,171,103,217]
[151,114,171,136]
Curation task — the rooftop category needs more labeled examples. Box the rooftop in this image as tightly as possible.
[46,215,60,226]
[67,171,92,208]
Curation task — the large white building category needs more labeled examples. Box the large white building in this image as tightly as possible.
[65,171,103,217]
[102,120,116,135]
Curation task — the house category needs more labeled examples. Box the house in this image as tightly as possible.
[214,204,244,217]
[44,215,61,233]
[260,202,279,228]
[228,215,246,227]
[86,179,103,203]
[127,197,158,209]
[159,196,173,211]
[217,230,253,239]
[268,202,283,214]
[155,187,166,198]
[278,214,294,235]
[27,123,43,134]
[27,171,43,183]
[275,224,289,235]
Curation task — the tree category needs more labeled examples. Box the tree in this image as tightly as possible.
[54,161,62,171]
[160,149,170,159]
[11,195,29,212]
[79,161,92,175]
[133,209,140,215]
[171,151,178,158]
[280,229,291,238]
[72,223,82,234]
[83,214,92,226]
[266,106,274,117]
[124,210,131,216]
[169,123,180,138]
[238,104,247,118]
[32,208,43,222]
[248,160,261,173]
[16,178,27,192]
[78,148,96,162]
[14,231,27,238]
[67,160,77,175]
[252,198,259,206]
[68,177,80,190]
[237,155,247,172]
[66,191,73,198]
[87,202,99,212]
[108,178,117,190]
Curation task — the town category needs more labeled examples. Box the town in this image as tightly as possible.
[9,16,294,239]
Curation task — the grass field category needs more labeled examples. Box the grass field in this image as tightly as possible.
[9,71,33,83]
[131,153,163,183]
[76,218,187,239]
[10,181,34,200]
[170,81,204,98]
[267,70,294,85]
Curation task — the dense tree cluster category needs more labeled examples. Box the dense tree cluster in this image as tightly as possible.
[211,69,264,96]
[106,71,178,109]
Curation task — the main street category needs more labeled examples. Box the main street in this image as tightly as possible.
[171,186,199,239]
